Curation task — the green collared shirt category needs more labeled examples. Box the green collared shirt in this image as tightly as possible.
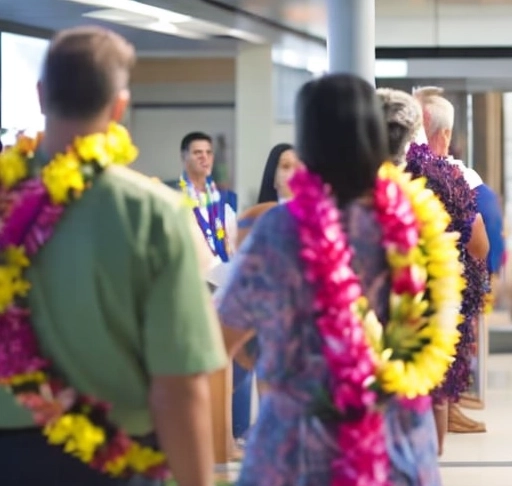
[0,165,227,434]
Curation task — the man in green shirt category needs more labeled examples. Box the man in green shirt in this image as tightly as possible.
[0,26,226,486]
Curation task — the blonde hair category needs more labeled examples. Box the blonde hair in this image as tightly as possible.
[413,86,454,137]
[376,88,423,164]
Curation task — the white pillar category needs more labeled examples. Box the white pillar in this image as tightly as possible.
[235,45,274,210]
[326,0,376,85]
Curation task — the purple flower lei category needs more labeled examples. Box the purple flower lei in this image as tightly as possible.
[405,143,486,401]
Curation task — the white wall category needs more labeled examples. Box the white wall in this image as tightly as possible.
[129,82,234,181]
[272,122,294,145]
[131,82,235,105]
[130,107,235,182]
[129,81,294,190]
[376,2,512,47]
[1,32,48,135]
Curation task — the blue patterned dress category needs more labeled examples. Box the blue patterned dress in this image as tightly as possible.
[215,202,441,486]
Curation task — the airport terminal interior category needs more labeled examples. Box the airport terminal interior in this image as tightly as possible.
[1,0,512,485]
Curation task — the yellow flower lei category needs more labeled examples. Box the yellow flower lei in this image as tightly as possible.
[0,124,169,478]
[363,163,465,398]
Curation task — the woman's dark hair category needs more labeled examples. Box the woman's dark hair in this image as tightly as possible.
[295,74,389,207]
[257,143,293,203]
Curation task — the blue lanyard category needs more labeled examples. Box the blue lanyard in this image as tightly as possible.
[181,173,229,262]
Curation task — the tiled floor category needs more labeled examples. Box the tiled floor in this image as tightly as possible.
[215,352,512,485]
[440,353,512,486]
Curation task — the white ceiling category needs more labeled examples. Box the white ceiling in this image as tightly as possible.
[198,0,512,42]
[2,0,512,58]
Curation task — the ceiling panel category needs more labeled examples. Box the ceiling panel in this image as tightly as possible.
[2,0,512,57]
[0,0,241,53]
[199,0,512,45]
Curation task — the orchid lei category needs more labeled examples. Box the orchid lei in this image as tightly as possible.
[0,124,169,479]
[288,162,463,486]
[406,143,486,401]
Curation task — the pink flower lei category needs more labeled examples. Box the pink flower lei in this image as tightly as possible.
[288,167,425,486]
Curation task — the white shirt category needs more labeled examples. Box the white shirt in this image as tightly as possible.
[199,202,237,287]
[446,157,483,190]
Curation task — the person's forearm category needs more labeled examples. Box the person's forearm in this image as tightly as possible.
[149,374,214,486]
[467,213,489,260]
[233,335,258,370]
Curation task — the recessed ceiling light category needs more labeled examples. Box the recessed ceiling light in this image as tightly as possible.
[83,8,154,23]
[375,59,408,78]
[143,21,208,39]
[65,0,191,23]
[227,28,264,43]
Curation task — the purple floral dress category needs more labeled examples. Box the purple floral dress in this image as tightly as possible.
[215,202,441,486]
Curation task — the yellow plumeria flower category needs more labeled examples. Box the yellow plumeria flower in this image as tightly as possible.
[105,122,138,165]
[126,443,166,473]
[74,133,109,165]
[0,264,30,313]
[104,455,129,476]
[7,372,46,386]
[4,246,30,268]
[42,153,85,204]
[360,303,383,354]
[45,414,105,463]
[0,149,28,188]
[0,267,16,312]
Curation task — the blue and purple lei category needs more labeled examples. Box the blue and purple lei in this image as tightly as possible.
[406,143,487,401]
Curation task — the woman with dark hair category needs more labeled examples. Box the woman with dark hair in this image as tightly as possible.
[257,143,298,204]
[237,144,301,247]
[232,144,300,440]
[215,74,458,485]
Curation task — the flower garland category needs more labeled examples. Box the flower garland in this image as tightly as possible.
[288,162,463,486]
[178,173,229,261]
[0,123,169,480]
[406,143,487,401]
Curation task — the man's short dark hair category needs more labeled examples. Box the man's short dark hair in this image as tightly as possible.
[41,26,136,120]
[180,132,212,153]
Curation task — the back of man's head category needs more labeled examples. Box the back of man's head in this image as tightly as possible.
[40,26,136,120]
[413,86,454,137]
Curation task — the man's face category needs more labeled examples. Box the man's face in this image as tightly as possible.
[183,140,214,180]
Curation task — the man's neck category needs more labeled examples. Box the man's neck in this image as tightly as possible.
[430,146,449,158]
[40,116,110,159]
[186,173,207,193]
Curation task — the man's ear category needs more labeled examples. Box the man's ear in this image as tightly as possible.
[443,128,453,146]
[111,89,130,122]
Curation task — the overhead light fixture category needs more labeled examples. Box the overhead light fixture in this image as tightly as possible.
[272,48,304,70]
[306,56,327,75]
[375,59,408,78]
[140,21,208,40]
[66,0,191,23]
[227,29,265,44]
[66,0,264,44]
[83,8,155,23]
[304,58,408,78]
